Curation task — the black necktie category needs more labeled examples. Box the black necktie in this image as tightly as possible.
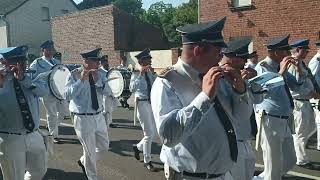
[277,66,294,108]
[13,78,35,132]
[214,97,238,162]
[301,61,320,93]
[145,72,152,98]
[89,73,99,111]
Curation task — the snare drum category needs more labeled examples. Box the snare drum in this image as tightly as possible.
[48,64,70,100]
[107,68,132,98]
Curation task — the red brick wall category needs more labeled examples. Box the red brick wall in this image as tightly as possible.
[200,0,320,62]
[52,5,168,67]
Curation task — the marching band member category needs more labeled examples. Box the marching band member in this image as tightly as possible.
[99,55,117,128]
[130,48,157,172]
[0,46,48,180]
[287,39,318,169]
[151,17,243,180]
[220,37,263,180]
[65,48,111,180]
[308,41,320,152]
[254,35,298,180]
[29,40,66,144]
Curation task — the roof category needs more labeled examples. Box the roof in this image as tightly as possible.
[0,0,28,15]
[0,0,78,16]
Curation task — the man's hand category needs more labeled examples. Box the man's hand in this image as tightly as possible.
[279,56,296,76]
[90,69,99,82]
[223,65,246,93]
[202,67,223,98]
[241,67,257,80]
[139,65,151,75]
[80,69,89,82]
[10,63,25,81]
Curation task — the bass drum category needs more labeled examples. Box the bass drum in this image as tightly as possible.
[48,64,70,100]
[107,68,132,98]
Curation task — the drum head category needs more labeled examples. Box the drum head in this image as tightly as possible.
[49,65,70,100]
[107,69,124,97]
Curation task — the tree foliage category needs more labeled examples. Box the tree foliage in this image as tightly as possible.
[78,0,111,10]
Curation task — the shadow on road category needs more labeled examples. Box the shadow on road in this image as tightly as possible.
[43,168,86,180]
[109,140,162,158]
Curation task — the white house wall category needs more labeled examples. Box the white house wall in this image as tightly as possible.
[0,20,8,48]
[6,0,78,55]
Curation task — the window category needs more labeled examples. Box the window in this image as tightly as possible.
[61,9,69,14]
[232,0,252,7]
[41,7,50,21]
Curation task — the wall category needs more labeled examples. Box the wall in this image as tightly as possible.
[200,0,320,62]
[0,19,8,48]
[6,0,78,55]
[52,5,170,67]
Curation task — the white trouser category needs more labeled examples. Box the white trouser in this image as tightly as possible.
[0,131,47,180]
[230,140,255,180]
[256,115,296,180]
[168,171,234,180]
[313,108,320,150]
[74,113,109,180]
[103,96,114,125]
[42,95,69,138]
[292,100,316,164]
[136,100,157,163]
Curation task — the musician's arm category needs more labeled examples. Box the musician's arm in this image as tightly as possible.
[28,60,40,80]
[64,73,86,101]
[19,75,48,97]
[151,78,211,147]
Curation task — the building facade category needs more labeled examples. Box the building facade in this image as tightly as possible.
[200,0,320,61]
[52,5,170,67]
[0,0,78,56]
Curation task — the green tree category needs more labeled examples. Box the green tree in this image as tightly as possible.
[112,0,145,18]
[78,0,111,10]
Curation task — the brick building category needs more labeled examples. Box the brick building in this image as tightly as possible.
[52,5,169,67]
[200,0,320,61]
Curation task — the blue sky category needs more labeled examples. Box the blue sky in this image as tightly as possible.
[73,0,190,9]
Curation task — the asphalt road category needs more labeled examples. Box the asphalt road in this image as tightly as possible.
[1,104,320,180]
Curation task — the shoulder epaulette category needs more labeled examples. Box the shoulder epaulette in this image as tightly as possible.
[158,67,174,78]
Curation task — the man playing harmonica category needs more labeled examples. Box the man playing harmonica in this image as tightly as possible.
[287,39,318,169]
[65,48,111,180]
[130,48,157,172]
[0,46,48,180]
[254,35,299,180]
[151,17,246,180]
[308,41,320,152]
[220,37,263,180]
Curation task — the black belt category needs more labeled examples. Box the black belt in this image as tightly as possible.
[71,111,102,116]
[137,98,150,102]
[263,112,289,119]
[182,171,222,179]
[294,99,309,101]
[0,130,36,135]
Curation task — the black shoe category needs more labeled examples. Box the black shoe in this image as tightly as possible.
[109,123,117,128]
[77,160,88,179]
[53,138,61,144]
[132,145,141,161]
[144,162,156,172]
[297,162,315,170]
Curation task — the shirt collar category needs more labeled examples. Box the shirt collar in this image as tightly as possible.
[265,56,279,70]
[175,57,202,84]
